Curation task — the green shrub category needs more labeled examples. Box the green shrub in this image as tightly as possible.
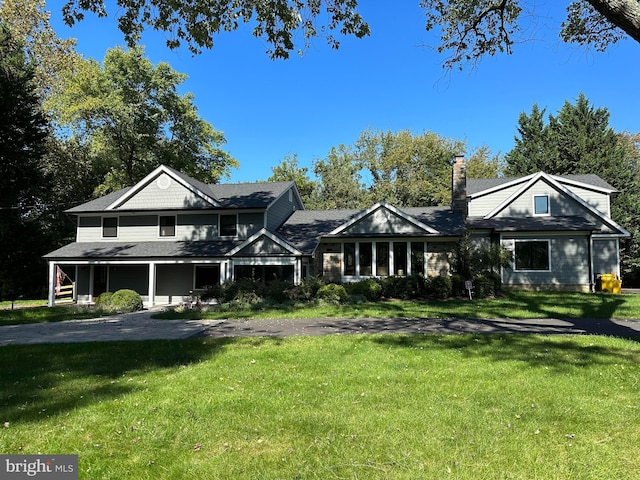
[430,276,452,299]
[450,274,466,297]
[95,292,114,312]
[316,283,348,304]
[266,279,294,303]
[380,275,426,299]
[285,277,327,303]
[471,272,502,298]
[345,279,382,301]
[109,289,143,313]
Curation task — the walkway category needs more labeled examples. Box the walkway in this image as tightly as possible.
[1,310,640,346]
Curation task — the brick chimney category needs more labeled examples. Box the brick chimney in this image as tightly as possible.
[451,155,467,216]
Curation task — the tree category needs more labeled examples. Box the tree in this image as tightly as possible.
[503,104,554,177]
[504,94,640,283]
[0,0,80,100]
[311,145,370,209]
[465,145,502,178]
[267,154,317,204]
[0,24,50,300]
[356,129,464,207]
[49,47,237,194]
[61,1,640,68]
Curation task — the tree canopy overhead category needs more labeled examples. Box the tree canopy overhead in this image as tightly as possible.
[61,1,640,68]
[49,46,237,194]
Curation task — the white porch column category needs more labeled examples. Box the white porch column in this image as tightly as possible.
[147,262,156,307]
[47,262,56,307]
[295,258,302,284]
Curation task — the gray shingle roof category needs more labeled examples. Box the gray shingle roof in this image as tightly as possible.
[65,172,295,213]
[276,206,465,254]
[466,216,599,232]
[275,209,361,254]
[44,241,243,259]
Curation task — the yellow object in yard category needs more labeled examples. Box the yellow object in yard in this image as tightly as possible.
[599,273,622,294]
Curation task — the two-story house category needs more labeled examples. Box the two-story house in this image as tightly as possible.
[461,158,630,291]
[44,159,629,306]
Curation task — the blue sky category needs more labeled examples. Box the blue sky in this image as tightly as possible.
[49,1,640,184]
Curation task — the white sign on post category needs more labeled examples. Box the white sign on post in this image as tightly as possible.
[465,280,473,300]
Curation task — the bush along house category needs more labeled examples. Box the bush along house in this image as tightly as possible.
[44,158,629,306]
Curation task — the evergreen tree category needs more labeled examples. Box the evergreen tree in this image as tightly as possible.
[0,24,50,299]
[504,104,553,176]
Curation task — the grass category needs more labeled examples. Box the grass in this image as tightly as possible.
[0,305,107,327]
[158,291,640,321]
[2,291,640,326]
[1,334,639,479]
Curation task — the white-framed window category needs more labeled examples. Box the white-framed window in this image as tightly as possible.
[220,214,237,237]
[102,217,118,238]
[533,195,550,216]
[514,239,550,271]
[159,215,176,237]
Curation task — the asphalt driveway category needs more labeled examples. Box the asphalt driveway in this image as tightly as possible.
[2,309,640,346]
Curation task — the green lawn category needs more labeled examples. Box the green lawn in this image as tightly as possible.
[1,334,639,479]
[159,291,640,321]
[2,291,640,327]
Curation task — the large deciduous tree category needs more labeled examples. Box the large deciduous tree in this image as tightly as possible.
[311,145,370,209]
[61,1,640,68]
[504,94,640,283]
[49,47,237,194]
[267,154,317,205]
[356,129,464,207]
[0,0,80,100]
[0,24,50,300]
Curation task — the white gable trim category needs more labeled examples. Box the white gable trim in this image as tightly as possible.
[484,173,630,237]
[106,165,221,210]
[468,173,616,200]
[329,201,439,235]
[228,228,302,256]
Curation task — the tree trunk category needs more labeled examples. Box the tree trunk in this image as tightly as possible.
[588,0,640,43]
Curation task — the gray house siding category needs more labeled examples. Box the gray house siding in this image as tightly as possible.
[563,186,610,216]
[468,183,524,217]
[156,264,194,303]
[593,238,619,277]
[237,237,291,255]
[495,181,598,220]
[266,188,298,231]
[342,209,425,235]
[501,234,590,290]
[238,212,264,239]
[118,172,212,209]
[178,213,218,240]
[109,265,149,294]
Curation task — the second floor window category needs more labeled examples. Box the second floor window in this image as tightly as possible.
[102,217,118,238]
[159,216,176,237]
[534,195,550,215]
[220,214,237,237]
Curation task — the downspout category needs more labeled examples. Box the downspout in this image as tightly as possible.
[588,232,594,293]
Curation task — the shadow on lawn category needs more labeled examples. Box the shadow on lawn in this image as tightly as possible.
[372,333,640,373]
[0,338,235,425]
